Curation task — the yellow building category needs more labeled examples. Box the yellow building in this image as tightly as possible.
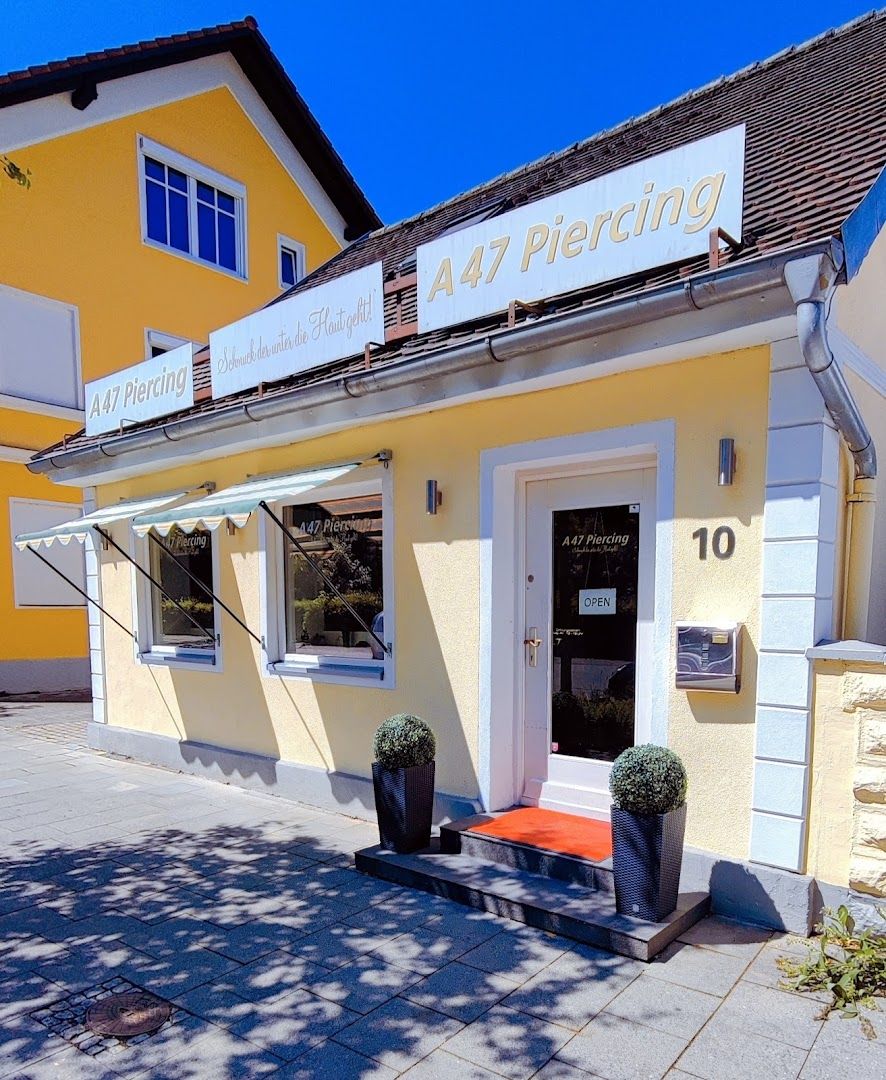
[0,18,378,692]
[22,15,886,935]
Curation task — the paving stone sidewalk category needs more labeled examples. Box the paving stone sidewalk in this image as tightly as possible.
[0,699,882,1079]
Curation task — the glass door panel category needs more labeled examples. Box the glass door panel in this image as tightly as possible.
[550,503,639,762]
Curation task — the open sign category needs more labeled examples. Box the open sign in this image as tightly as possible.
[579,588,616,615]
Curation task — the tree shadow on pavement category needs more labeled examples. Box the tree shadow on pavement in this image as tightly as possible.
[0,812,638,1079]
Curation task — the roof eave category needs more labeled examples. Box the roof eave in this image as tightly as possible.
[0,22,380,237]
[27,239,839,486]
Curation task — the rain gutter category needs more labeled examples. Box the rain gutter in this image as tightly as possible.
[29,240,838,481]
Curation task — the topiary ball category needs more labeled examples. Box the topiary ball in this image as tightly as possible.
[373,714,436,770]
[609,744,687,815]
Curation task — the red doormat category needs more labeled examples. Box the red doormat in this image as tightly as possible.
[467,807,613,862]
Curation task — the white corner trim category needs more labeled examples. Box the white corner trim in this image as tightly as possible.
[83,486,108,725]
[0,393,85,423]
[828,324,886,398]
[478,420,676,813]
[749,354,842,873]
[2,54,348,245]
[0,444,35,464]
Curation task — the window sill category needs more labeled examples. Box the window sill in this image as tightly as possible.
[138,651,218,671]
[268,660,387,688]
[0,393,84,421]
[141,237,247,283]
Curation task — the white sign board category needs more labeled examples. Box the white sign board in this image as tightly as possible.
[85,343,196,436]
[210,263,385,399]
[418,126,745,333]
[579,588,616,615]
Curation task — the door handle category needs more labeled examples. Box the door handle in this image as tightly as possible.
[523,627,543,667]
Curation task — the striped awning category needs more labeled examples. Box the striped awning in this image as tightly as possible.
[14,491,190,550]
[131,462,363,537]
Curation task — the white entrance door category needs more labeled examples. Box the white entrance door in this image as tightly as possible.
[522,468,656,817]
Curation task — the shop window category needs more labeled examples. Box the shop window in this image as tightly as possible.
[139,136,246,279]
[139,525,218,664]
[278,235,305,289]
[264,472,393,685]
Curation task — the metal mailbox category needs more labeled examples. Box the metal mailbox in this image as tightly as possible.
[675,622,742,693]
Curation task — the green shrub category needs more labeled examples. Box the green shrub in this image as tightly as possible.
[373,714,436,770]
[609,744,687,815]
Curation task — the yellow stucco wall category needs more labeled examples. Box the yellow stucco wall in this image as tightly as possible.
[0,460,85,660]
[832,228,886,646]
[1,85,342,669]
[844,369,886,644]
[94,345,769,861]
[834,224,886,367]
[807,661,856,886]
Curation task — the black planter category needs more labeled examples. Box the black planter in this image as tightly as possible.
[372,761,435,853]
[611,802,687,922]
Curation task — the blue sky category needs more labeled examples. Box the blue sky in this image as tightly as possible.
[2,1,877,223]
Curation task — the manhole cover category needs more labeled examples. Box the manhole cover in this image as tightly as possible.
[85,991,172,1038]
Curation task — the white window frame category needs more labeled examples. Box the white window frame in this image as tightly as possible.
[277,234,306,290]
[144,329,192,359]
[137,135,248,282]
[260,465,395,688]
[130,524,223,672]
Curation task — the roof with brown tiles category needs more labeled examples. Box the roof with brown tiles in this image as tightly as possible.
[1,17,379,240]
[33,10,886,462]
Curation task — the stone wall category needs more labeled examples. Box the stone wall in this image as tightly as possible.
[845,667,886,896]
[806,648,886,896]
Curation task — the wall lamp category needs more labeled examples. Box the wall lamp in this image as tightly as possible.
[718,438,736,486]
[426,480,443,515]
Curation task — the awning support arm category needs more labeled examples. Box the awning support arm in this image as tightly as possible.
[146,531,264,649]
[26,546,136,641]
[259,500,391,657]
[94,526,215,644]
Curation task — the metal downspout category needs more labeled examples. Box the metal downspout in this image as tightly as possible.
[785,253,878,641]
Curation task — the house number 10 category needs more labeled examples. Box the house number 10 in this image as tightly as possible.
[692,525,736,560]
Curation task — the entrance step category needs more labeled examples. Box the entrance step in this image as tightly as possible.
[441,812,615,893]
[355,839,709,962]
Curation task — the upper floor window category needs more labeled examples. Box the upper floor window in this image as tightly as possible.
[145,329,191,359]
[138,136,247,279]
[278,235,305,289]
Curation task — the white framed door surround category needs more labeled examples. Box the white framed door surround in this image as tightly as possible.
[523,467,656,817]
[478,421,676,814]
